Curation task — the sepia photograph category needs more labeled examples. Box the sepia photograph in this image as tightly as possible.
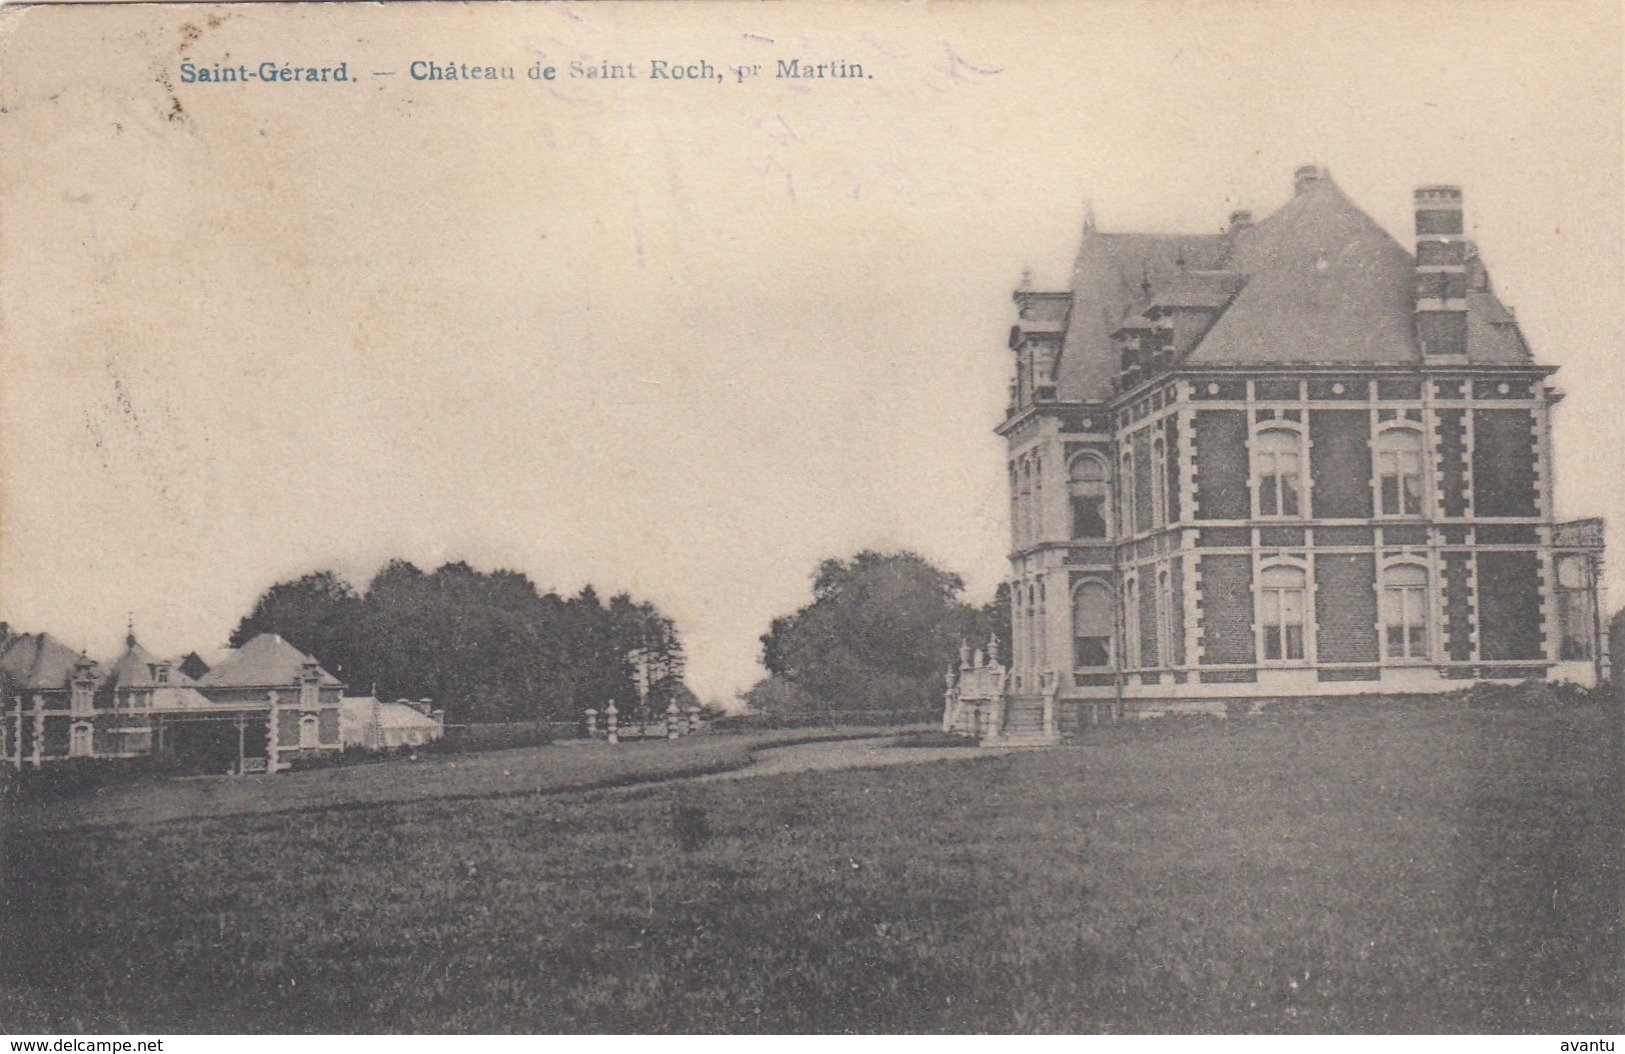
[0,0,1620,1037]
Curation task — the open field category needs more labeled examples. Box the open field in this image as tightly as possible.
[2,701,1619,1033]
[5,727,921,831]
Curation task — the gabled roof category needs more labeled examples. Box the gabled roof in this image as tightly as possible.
[1054,173,1536,399]
[197,633,342,688]
[104,638,199,690]
[0,633,98,691]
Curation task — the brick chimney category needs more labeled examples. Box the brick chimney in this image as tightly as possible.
[1293,164,1324,195]
[1414,185,1468,360]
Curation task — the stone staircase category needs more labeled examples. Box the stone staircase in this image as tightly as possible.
[988,694,1060,747]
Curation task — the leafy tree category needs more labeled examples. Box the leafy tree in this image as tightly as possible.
[229,571,366,683]
[755,550,990,716]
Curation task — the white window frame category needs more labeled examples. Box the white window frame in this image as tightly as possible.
[1031,450,1044,544]
[1151,435,1167,528]
[299,714,320,749]
[1258,562,1310,663]
[1375,426,1428,518]
[1155,567,1174,668]
[1123,574,1141,669]
[1070,579,1115,673]
[1381,561,1432,663]
[69,721,93,758]
[1068,453,1111,540]
[1120,451,1137,538]
[1253,427,1306,519]
[1555,555,1596,661]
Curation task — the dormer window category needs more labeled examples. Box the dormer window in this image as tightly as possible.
[150,663,170,686]
[299,664,321,709]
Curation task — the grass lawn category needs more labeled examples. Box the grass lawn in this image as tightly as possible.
[2,701,1619,1033]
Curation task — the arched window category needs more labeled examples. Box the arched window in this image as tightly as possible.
[299,714,320,749]
[1156,568,1174,667]
[1018,457,1033,548]
[1151,436,1167,527]
[1259,564,1307,661]
[1035,579,1047,676]
[69,722,93,758]
[1068,454,1109,539]
[1376,428,1426,516]
[1383,563,1430,660]
[1031,451,1044,543]
[1072,581,1113,670]
[1120,451,1136,537]
[1123,576,1141,668]
[1254,429,1303,517]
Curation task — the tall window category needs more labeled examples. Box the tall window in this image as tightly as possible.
[300,714,320,749]
[1018,457,1033,548]
[1035,580,1047,678]
[1123,577,1141,668]
[1151,436,1168,527]
[1068,455,1109,539]
[1156,568,1174,667]
[1031,452,1044,543]
[69,722,93,758]
[1382,563,1430,660]
[1377,429,1425,516]
[1072,581,1113,670]
[1556,555,1597,661]
[70,677,94,716]
[1120,452,1136,537]
[1259,564,1307,661]
[1255,429,1303,517]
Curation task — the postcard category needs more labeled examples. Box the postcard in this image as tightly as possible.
[1,0,1619,1038]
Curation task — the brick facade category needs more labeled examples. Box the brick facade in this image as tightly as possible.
[997,168,1607,709]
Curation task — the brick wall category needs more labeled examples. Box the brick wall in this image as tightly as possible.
[1472,409,1538,517]
[1198,554,1255,664]
[1477,550,1543,660]
[1435,408,1469,517]
[1164,416,1182,523]
[1442,553,1476,661]
[1310,410,1373,518]
[1193,410,1249,520]
[1138,566,1159,667]
[1133,427,1155,532]
[1314,553,1379,662]
[1169,558,1186,665]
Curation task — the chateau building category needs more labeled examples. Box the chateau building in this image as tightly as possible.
[3,629,344,772]
[999,166,1607,728]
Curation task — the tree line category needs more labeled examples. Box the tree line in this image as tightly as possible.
[230,560,689,725]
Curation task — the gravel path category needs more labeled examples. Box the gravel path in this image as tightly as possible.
[678,735,1009,784]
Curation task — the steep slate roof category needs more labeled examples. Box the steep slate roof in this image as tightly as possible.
[1055,174,1534,400]
[1058,232,1226,402]
[197,633,342,688]
[104,638,199,690]
[0,633,98,691]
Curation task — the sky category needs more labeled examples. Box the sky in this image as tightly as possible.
[0,0,1620,701]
